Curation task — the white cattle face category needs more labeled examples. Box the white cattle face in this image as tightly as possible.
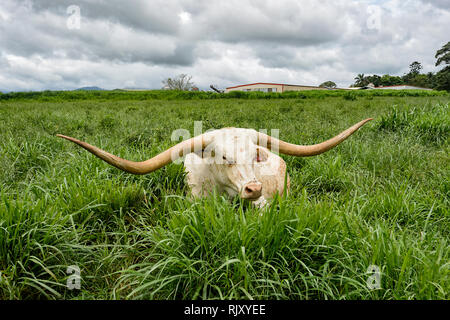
[199,129,269,200]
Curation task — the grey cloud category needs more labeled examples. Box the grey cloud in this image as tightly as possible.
[28,0,183,35]
[255,45,341,71]
[29,0,351,46]
[0,1,196,66]
[190,0,349,46]
[420,0,450,10]
[0,56,174,92]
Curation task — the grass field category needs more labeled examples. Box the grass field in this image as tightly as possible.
[0,91,449,299]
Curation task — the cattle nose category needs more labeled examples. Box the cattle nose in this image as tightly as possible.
[242,182,262,200]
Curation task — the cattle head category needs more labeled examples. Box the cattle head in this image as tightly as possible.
[195,128,269,200]
[56,118,372,204]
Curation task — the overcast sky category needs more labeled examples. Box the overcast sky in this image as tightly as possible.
[0,0,449,92]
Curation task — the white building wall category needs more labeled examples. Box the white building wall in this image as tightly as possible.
[226,83,283,93]
[225,83,327,93]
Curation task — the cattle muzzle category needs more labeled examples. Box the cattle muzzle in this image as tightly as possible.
[241,182,262,200]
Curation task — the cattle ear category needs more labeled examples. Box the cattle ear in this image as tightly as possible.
[256,148,268,162]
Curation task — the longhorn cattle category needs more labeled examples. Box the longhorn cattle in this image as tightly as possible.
[56,118,372,207]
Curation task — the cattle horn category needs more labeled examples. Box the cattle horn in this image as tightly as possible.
[257,118,373,156]
[56,133,211,175]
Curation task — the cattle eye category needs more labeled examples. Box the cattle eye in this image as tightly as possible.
[256,148,268,162]
[222,155,227,160]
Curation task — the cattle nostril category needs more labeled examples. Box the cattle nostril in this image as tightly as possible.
[243,183,262,199]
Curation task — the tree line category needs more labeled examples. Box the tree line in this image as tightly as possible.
[350,41,450,90]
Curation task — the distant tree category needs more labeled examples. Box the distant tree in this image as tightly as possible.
[365,75,382,87]
[380,74,403,86]
[162,74,195,91]
[409,74,432,88]
[435,41,450,68]
[354,74,366,87]
[352,74,382,87]
[409,61,423,75]
[434,42,450,91]
[433,67,450,91]
[403,61,425,85]
[319,81,337,88]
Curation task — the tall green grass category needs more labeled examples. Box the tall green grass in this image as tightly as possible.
[0,94,448,299]
[377,103,449,144]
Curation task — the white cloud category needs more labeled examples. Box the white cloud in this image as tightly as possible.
[178,11,192,25]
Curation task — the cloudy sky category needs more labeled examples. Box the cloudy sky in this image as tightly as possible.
[0,0,449,92]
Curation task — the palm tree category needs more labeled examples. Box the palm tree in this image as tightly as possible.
[435,41,450,67]
[434,42,450,91]
[354,74,365,87]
